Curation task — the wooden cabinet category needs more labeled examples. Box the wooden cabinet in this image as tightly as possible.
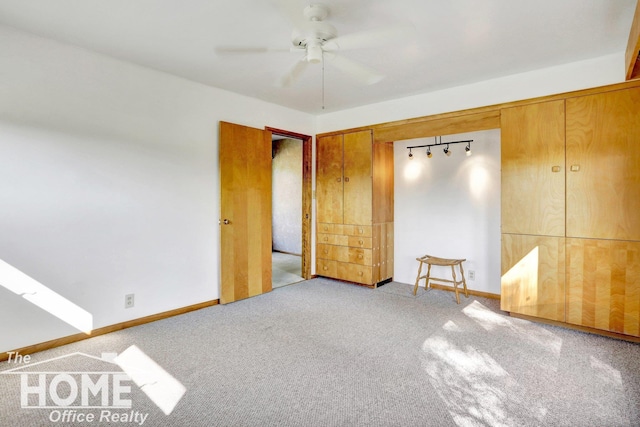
[500,100,567,320]
[501,87,640,338]
[501,100,566,237]
[316,130,393,286]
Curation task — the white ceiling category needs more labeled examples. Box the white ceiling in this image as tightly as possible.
[0,0,636,114]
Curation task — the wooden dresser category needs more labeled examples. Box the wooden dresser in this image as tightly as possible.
[316,129,393,286]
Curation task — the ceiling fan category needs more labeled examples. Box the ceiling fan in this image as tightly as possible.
[215,2,413,88]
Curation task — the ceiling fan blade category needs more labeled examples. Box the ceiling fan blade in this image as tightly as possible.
[324,52,384,85]
[214,46,291,55]
[276,58,310,88]
[323,24,415,52]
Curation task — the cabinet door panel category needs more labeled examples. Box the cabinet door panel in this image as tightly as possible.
[566,88,640,241]
[501,234,566,321]
[316,134,344,224]
[501,101,565,236]
[343,130,372,225]
[567,239,640,336]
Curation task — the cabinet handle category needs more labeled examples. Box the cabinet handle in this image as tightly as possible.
[358,240,364,245]
[336,178,342,182]
[358,271,364,276]
[323,266,328,271]
[570,165,580,172]
[551,166,561,172]
[324,236,329,241]
[344,177,350,182]
[358,254,363,259]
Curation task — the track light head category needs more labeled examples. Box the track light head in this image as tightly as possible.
[426,147,432,158]
[408,148,413,159]
[444,145,451,156]
[465,143,472,156]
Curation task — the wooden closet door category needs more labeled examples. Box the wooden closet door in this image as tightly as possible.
[566,87,640,241]
[501,234,566,322]
[501,101,566,236]
[567,238,640,336]
[316,134,344,224]
[343,130,372,225]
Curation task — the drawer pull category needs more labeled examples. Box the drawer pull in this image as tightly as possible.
[358,228,363,234]
[358,254,363,259]
[358,271,364,276]
[323,266,328,271]
[323,249,329,254]
[358,240,364,245]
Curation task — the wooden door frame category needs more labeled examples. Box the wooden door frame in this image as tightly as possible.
[266,127,313,280]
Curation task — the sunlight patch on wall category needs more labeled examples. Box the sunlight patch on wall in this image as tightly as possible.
[0,259,93,333]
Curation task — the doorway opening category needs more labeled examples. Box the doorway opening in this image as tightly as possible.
[267,127,312,288]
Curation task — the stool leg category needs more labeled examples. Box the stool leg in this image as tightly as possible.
[458,262,469,298]
[450,265,460,304]
[413,261,423,295]
[425,263,432,291]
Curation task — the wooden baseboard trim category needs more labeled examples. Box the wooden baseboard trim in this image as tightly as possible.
[1,299,219,362]
[509,312,640,343]
[428,283,501,300]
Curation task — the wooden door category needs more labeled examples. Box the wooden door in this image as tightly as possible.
[219,121,272,304]
[566,238,640,336]
[500,101,566,236]
[316,134,344,224]
[566,87,640,241]
[501,234,566,322]
[343,130,372,225]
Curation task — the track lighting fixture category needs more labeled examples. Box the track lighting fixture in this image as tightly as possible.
[406,137,475,159]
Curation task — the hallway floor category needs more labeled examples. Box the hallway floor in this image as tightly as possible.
[272,251,304,288]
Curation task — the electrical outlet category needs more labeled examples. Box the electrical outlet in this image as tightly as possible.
[468,270,475,281]
[125,293,135,309]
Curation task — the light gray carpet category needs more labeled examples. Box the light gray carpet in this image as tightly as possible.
[1,279,639,426]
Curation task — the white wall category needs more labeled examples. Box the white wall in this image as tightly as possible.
[0,25,314,352]
[393,130,501,295]
[317,53,625,133]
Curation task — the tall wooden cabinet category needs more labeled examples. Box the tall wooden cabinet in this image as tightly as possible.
[501,87,640,337]
[316,130,394,286]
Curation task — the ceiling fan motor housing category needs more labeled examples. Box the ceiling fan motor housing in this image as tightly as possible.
[291,3,337,63]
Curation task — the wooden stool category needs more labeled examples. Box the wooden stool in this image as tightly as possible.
[413,255,469,304]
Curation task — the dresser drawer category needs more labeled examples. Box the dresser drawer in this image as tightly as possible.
[338,263,373,285]
[348,236,372,248]
[343,225,372,237]
[318,233,349,246]
[348,248,372,265]
[318,244,372,265]
[317,223,345,235]
[316,259,338,278]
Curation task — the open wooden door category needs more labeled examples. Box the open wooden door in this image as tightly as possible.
[220,121,272,304]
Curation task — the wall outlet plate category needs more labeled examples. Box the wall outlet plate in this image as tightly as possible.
[125,293,135,308]
[468,270,475,280]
